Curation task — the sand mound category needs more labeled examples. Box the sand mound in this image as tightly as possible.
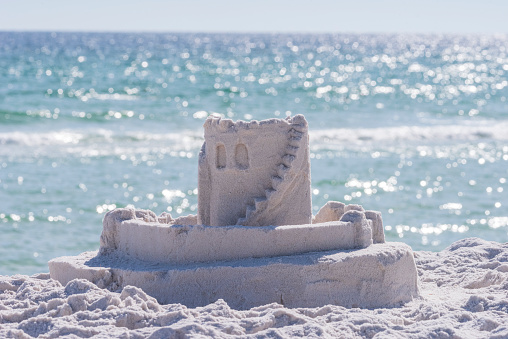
[2,238,508,338]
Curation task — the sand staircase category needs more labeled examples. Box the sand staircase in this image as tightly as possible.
[237,116,307,226]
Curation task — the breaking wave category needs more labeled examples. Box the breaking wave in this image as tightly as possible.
[1,120,506,155]
[309,121,508,145]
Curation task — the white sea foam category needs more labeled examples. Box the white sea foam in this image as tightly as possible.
[78,93,139,102]
[1,121,506,158]
[0,129,203,151]
[0,131,85,146]
[309,121,508,146]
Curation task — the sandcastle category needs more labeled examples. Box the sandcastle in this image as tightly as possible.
[49,115,419,310]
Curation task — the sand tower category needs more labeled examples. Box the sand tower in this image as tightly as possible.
[198,115,311,226]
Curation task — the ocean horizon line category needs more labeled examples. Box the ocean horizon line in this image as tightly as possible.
[1,29,507,36]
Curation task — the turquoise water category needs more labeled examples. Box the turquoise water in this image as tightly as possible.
[1,32,507,275]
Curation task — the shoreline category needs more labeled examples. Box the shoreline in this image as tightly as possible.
[2,237,508,338]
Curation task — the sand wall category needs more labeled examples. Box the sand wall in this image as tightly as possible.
[98,208,376,265]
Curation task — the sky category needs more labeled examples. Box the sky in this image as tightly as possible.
[0,0,507,34]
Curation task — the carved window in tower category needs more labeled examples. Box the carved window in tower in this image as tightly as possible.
[235,143,249,169]
[216,144,226,169]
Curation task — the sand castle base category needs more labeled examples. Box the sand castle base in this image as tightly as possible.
[49,242,417,310]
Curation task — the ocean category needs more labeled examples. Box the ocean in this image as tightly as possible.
[0,32,507,275]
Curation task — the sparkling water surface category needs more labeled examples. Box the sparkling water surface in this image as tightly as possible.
[1,32,507,275]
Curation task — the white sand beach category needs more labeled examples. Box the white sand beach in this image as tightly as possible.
[1,237,508,338]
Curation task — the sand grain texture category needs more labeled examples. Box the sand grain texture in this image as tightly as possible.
[2,238,508,338]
